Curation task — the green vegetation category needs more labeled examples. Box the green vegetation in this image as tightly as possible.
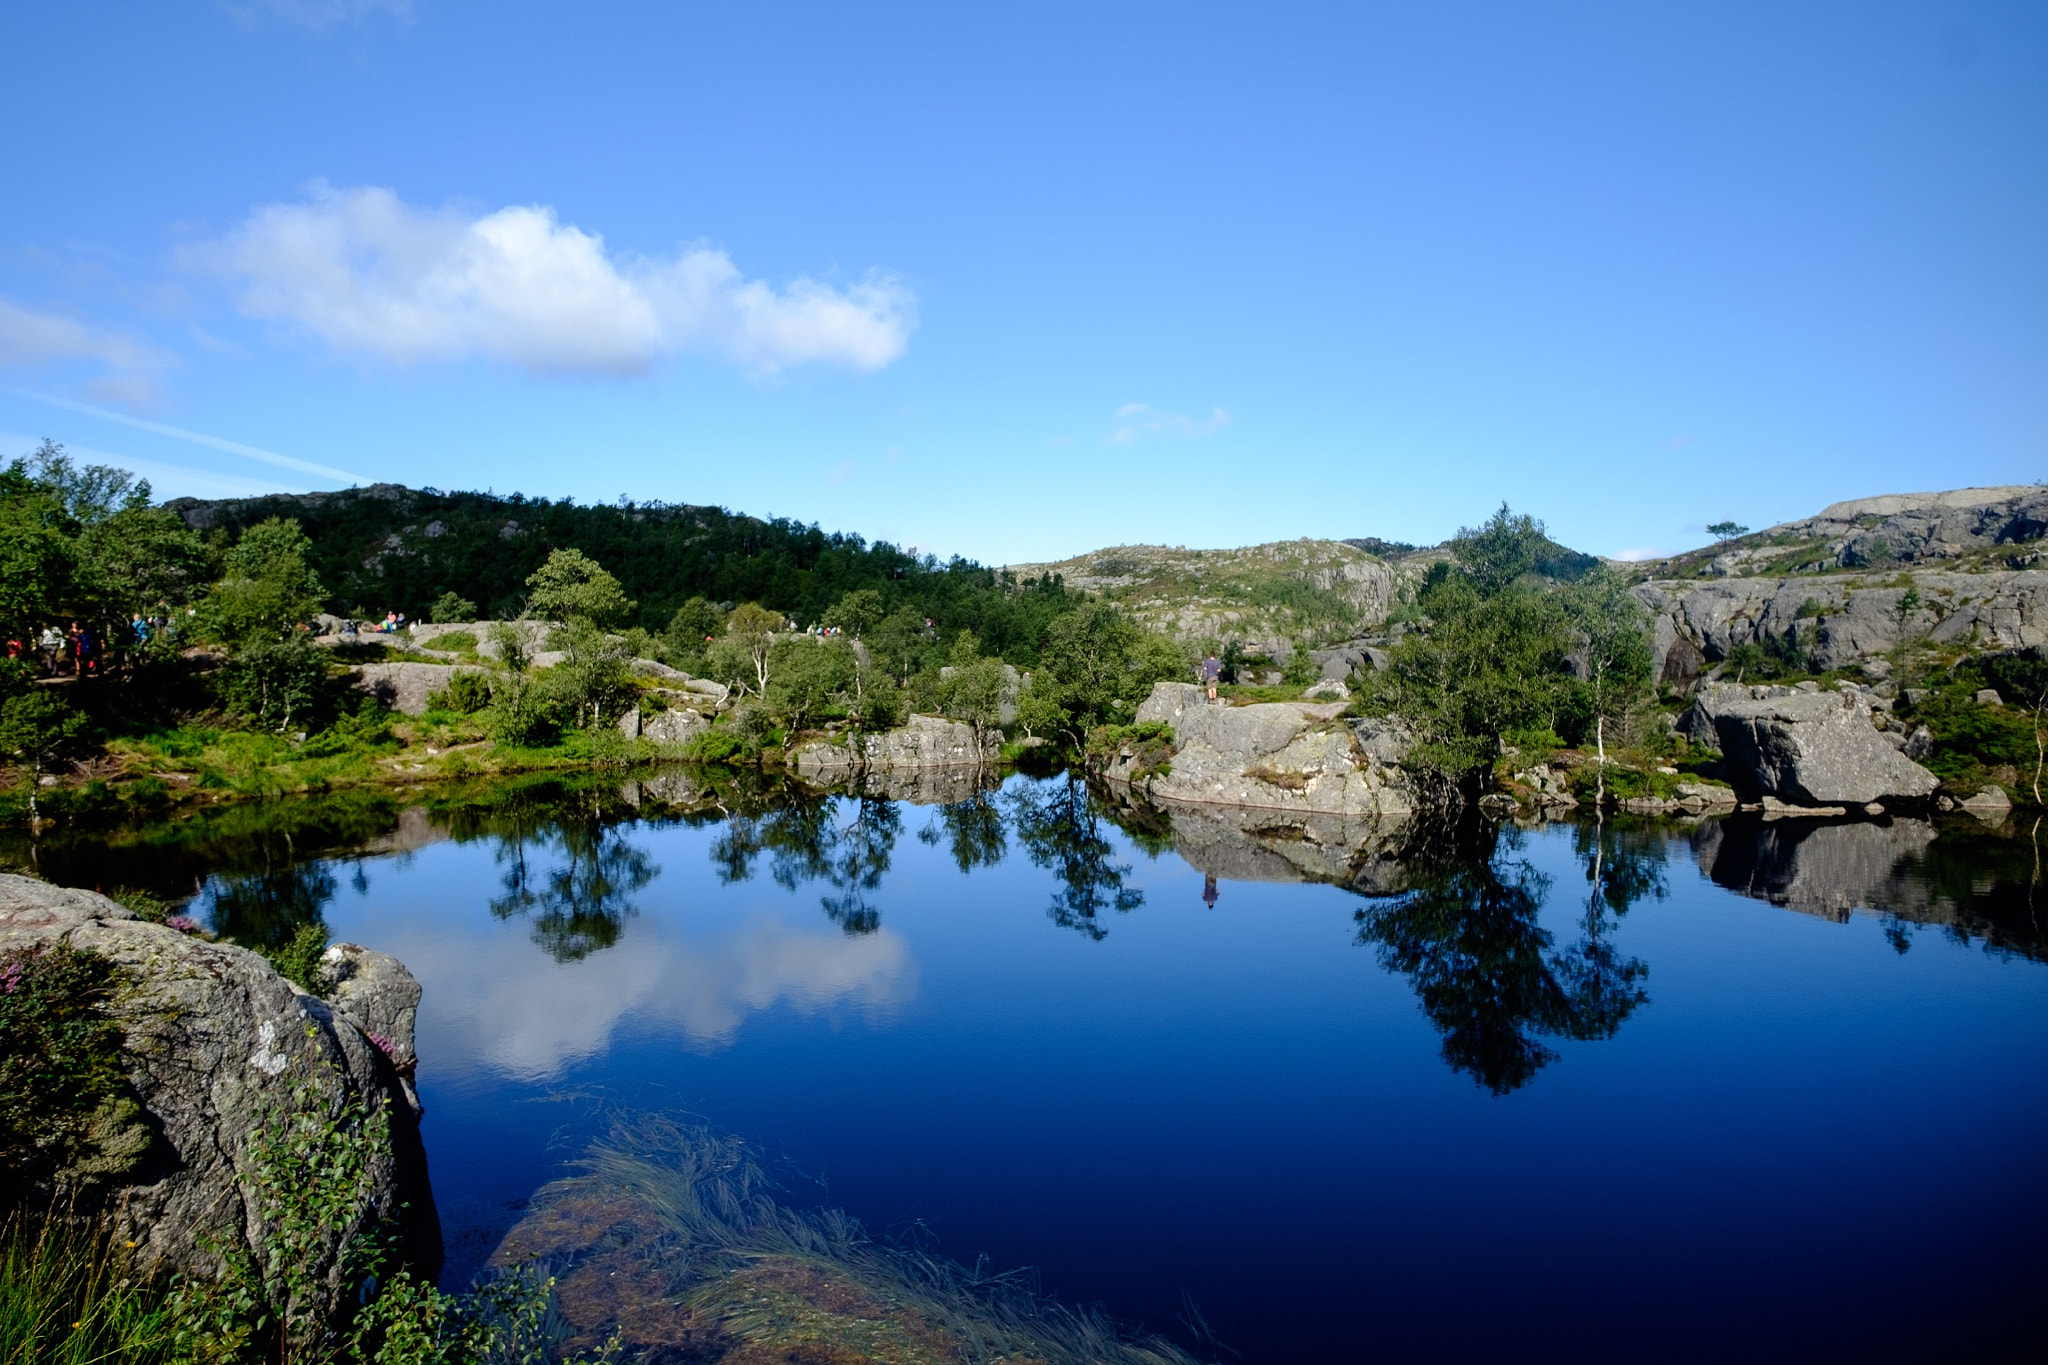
[1355,506,1652,789]
[0,942,147,1198]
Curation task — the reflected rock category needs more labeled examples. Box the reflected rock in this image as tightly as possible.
[356,804,452,858]
[1151,799,1421,896]
[1695,816,1939,920]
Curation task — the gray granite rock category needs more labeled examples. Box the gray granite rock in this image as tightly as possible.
[1117,682,1416,816]
[1685,682,1940,804]
[0,875,437,1338]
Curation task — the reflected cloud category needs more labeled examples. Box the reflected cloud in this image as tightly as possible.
[381,911,917,1083]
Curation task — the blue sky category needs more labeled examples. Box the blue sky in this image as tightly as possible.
[2,1,2043,564]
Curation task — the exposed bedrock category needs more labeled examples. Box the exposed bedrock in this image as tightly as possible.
[0,876,439,1321]
[1634,569,2048,679]
[1112,682,1416,817]
[791,715,1000,782]
[1681,682,1939,805]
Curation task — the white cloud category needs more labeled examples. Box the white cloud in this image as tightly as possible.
[1610,546,1669,562]
[196,185,916,377]
[1107,401,1229,445]
[223,0,410,32]
[0,297,172,410]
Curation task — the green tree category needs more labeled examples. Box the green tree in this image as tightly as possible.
[202,518,325,647]
[714,603,783,699]
[934,631,1007,755]
[524,548,635,627]
[1707,520,1750,542]
[430,590,477,623]
[1016,601,1184,748]
[823,588,885,639]
[766,635,856,735]
[0,689,87,824]
[545,619,634,730]
[1564,570,1654,799]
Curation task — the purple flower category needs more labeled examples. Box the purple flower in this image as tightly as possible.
[366,1031,395,1057]
[166,916,201,935]
[1,962,22,994]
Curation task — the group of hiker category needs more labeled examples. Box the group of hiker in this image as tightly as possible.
[6,613,176,679]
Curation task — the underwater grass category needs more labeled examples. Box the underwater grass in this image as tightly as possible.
[0,1212,176,1365]
[529,1113,1210,1365]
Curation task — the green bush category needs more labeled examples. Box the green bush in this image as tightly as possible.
[0,942,141,1190]
[425,670,491,715]
[429,590,477,624]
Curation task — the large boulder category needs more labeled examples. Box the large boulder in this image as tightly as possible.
[1120,682,1415,817]
[1693,817,1940,921]
[0,876,438,1320]
[1683,682,1939,805]
[349,661,475,716]
[792,716,996,781]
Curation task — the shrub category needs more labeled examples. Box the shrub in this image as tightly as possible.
[425,671,491,715]
[429,591,477,624]
[0,941,142,1191]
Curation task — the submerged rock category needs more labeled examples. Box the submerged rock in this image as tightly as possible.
[1682,682,1939,805]
[0,875,439,1316]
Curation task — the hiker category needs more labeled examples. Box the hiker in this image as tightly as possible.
[1201,651,1223,703]
[39,625,63,676]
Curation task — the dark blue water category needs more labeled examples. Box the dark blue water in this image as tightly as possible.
[51,773,2048,1361]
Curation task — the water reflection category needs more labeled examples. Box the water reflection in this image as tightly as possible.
[16,765,2048,1096]
[712,794,902,935]
[1351,823,1650,1094]
[1007,775,1146,939]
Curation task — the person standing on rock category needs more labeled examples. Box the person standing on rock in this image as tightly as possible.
[1201,652,1223,703]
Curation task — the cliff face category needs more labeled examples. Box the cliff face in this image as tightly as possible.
[1631,487,2048,684]
[0,876,439,1323]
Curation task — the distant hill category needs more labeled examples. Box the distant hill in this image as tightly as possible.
[1002,539,1398,652]
[165,483,1076,660]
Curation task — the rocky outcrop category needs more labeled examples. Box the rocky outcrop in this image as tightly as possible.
[1635,569,2048,678]
[1704,486,2048,578]
[349,661,475,716]
[791,716,997,782]
[1683,682,1939,805]
[1114,682,1416,817]
[0,876,438,1319]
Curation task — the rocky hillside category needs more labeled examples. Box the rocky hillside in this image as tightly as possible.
[1003,539,1398,653]
[1625,486,2048,686]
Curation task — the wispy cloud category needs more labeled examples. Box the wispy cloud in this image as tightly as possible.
[4,387,364,483]
[1107,401,1229,445]
[191,184,917,378]
[0,429,292,500]
[0,297,173,411]
[222,0,410,32]
[1611,546,1669,562]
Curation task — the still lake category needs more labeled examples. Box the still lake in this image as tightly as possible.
[27,769,2048,1361]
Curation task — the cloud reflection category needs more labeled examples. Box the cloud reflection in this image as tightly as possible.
[378,911,917,1083]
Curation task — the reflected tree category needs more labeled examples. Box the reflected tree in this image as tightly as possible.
[205,861,338,950]
[919,791,1008,873]
[1007,776,1143,940]
[483,786,659,962]
[1355,827,1650,1093]
[710,793,902,935]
